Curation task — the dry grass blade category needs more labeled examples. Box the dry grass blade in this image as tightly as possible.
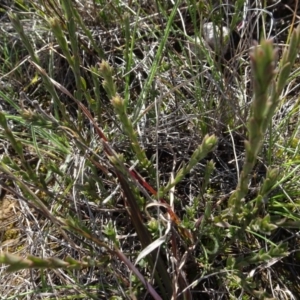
[62,217,163,300]
[102,140,173,297]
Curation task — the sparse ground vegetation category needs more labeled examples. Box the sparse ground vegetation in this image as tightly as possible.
[1,0,300,299]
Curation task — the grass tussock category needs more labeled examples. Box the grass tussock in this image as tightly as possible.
[1,0,300,299]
